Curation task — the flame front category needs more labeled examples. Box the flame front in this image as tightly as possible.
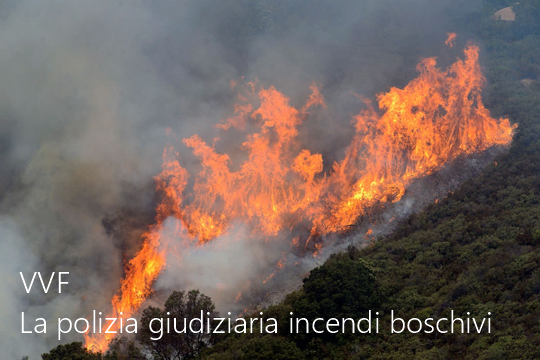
[85,39,515,350]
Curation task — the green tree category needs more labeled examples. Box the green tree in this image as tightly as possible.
[290,252,385,345]
[240,335,305,360]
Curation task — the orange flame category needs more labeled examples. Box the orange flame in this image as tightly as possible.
[85,39,515,350]
[84,147,189,351]
[445,32,457,48]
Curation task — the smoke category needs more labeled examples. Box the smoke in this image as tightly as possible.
[0,0,484,357]
[154,219,291,313]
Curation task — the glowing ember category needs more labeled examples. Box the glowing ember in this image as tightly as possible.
[85,38,515,350]
[445,32,457,48]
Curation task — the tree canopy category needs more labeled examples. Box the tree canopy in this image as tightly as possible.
[137,289,219,360]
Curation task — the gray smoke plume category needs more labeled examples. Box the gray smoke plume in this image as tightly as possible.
[0,0,484,358]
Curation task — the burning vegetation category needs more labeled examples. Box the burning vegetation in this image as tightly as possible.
[85,35,515,351]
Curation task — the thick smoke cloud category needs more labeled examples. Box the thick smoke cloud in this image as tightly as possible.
[0,0,482,357]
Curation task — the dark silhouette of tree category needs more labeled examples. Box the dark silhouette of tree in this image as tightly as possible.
[103,337,146,360]
[137,289,219,360]
[41,342,101,360]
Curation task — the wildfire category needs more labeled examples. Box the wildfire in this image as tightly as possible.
[84,36,516,350]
